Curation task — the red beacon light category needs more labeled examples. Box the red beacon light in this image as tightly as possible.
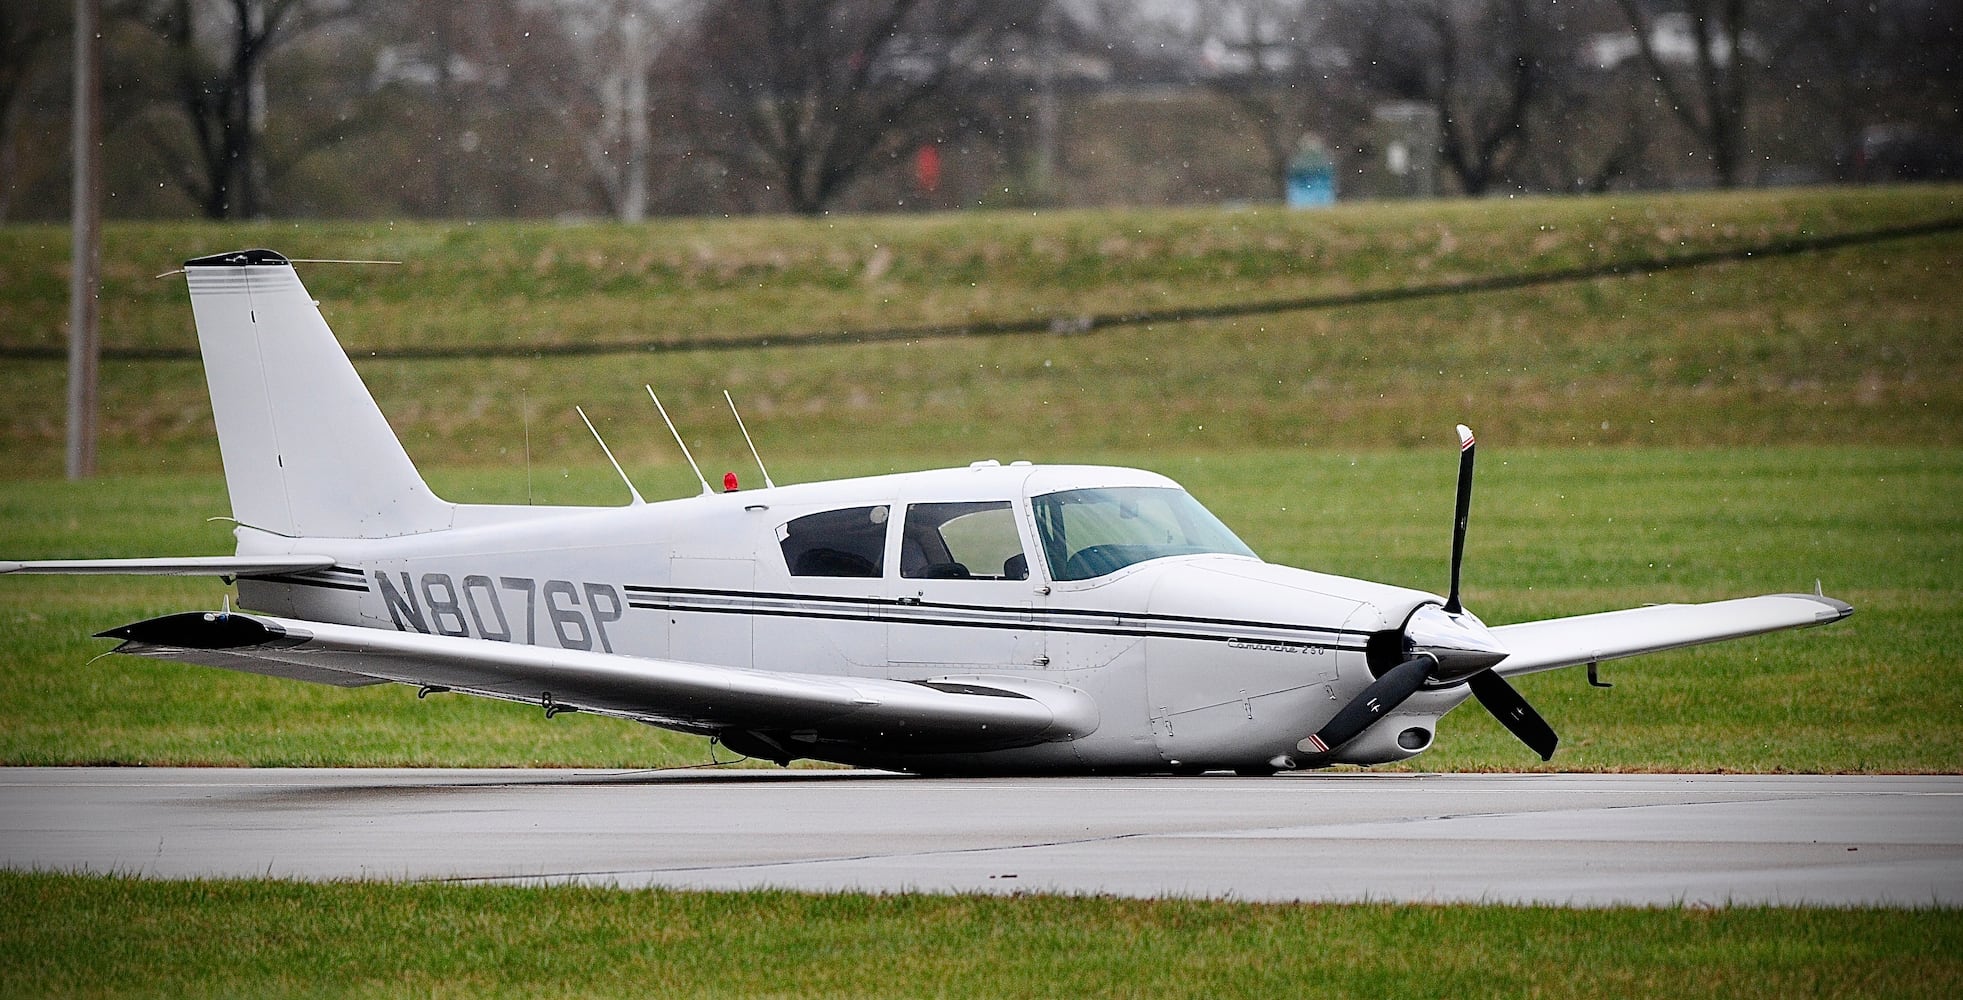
[723,472,740,492]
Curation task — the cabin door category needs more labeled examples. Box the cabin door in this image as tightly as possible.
[885,500,1045,674]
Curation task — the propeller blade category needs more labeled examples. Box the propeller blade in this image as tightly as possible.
[1445,424,1475,614]
[1300,656,1432,755]
[1467,669,1558,761]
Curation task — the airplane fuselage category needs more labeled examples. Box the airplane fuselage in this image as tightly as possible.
[235,461,1463,773]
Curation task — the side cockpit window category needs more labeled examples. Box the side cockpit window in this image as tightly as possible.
[902,501,1028,580]
[779,506,889,578]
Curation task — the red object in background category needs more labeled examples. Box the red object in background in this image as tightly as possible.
[723,471,739,492]
[913,144,941,194]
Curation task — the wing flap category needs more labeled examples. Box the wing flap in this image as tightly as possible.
[1490,593,1853,678]
[98,612,1098,751]
[132,647,393,688]
[1,555,336,577]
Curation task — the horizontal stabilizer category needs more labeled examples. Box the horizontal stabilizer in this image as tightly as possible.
[99,611,1101,753]
[0,555,336,577]
[1491,593,1853,678]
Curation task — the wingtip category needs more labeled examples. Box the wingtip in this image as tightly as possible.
[1784,593,1854,624]
[182,249,290,269]
[94,610,299,649]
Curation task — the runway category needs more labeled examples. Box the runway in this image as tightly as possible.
[3,768,1959,907]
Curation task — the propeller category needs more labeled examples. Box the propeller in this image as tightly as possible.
[1300,424,1560,762]
[1467,669,1558,761]
[1298,655,1431,754]
[1445,424,1476,614]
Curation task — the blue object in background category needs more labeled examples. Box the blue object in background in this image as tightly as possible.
[1286,139,1336,207]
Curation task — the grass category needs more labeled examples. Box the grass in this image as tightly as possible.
[1,186,1951,349]
[2,186,1961,475]
[0,446,1954,772]
[1,872,1959,999]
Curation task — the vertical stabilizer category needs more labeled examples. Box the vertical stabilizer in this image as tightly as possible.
[183,250,453,538]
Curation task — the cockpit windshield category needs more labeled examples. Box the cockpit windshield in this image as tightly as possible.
[1031,486,1257,581]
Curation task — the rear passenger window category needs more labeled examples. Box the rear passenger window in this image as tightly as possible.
[779,506,889,578]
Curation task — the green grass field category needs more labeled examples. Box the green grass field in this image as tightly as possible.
[2,187,1960,996]
[3,873,1959,999]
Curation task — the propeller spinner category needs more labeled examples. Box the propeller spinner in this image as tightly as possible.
[1300,425,1560,762]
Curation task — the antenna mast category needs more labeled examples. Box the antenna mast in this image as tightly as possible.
[724,390,776,489]
[646,386,712,496]
[576,405,645,505]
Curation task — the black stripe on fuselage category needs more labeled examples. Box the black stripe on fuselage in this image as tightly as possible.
[624,584,1373,635]
[623,584,1368,650]
[252,566,370,593]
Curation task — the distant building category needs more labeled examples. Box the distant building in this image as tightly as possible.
[1587,13,1764,71]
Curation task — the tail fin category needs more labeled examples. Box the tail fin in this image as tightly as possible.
[183,250,453,539]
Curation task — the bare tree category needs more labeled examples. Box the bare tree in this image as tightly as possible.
[1528,74,1653,193]
[120,0,354,218]
[1342,0,1555,196]
[353,0,592,218]
[1197,0,1353,201]
[1480,0,1651,194]
[1612,0,1758,187]
[680,0,1039,216]
[552,0,699,222]
[1428,0,1550,195]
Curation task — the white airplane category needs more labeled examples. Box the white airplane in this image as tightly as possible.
[3,249,1852,774]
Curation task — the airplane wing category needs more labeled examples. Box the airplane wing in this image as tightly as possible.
[0,556,336,576]
[1490,593,1853,678]
[96,611,1099,756]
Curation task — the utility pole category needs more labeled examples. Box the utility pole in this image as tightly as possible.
[1032,0,1059,206]
[620,0,651,223]
[246,0,269,217]
[66,0,102,480]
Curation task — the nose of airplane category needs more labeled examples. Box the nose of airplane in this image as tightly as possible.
[1297,425,1558,762]
[1401,604,1509,680]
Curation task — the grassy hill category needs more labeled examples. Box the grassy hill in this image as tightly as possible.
[0,185,1958,482]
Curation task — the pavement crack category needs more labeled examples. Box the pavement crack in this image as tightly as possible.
[419,831,1156,885]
